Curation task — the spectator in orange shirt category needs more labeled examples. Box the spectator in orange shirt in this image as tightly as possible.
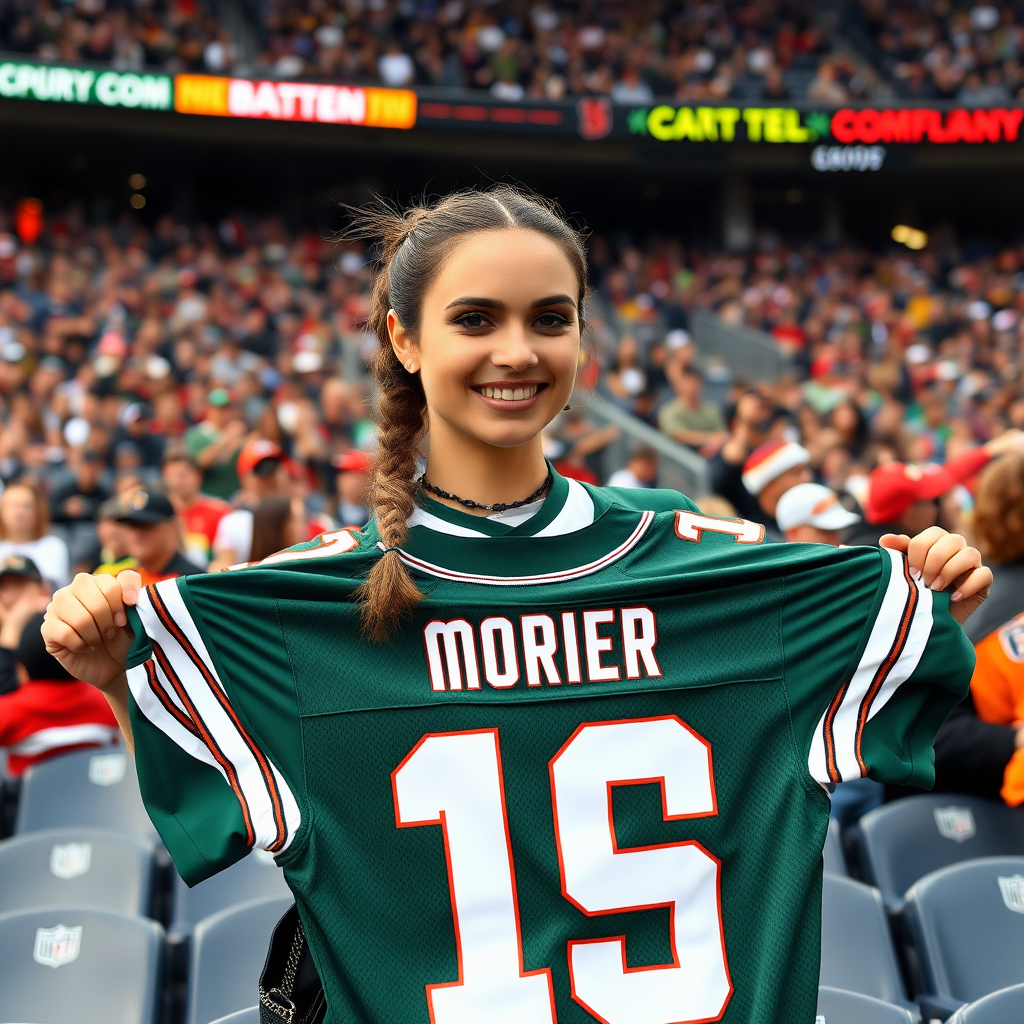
[161,449,230,568]
[953,452,1024,804]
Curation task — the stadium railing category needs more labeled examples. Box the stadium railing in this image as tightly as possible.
[580,391,710,499]
[690,307,795,384]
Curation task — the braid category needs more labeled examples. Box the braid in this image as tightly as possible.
[355,269,426,643]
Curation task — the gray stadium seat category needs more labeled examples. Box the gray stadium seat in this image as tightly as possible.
[14,747,157,839]
[0,827,155,917]
[817,986,919,1024]
[948,982,1024,1024]
[824,817,847,875]
[820,875,911,1008]
[0,906,163,1024]
[208,1010,260,1024]
[905,856,1024,1015]
[171,848,291,938]
[187,896,293,1024]
[853,794,1024,910]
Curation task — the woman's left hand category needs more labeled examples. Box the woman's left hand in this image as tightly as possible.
[880,527,992,626]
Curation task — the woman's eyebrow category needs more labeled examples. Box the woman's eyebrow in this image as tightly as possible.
[445,296,503,310]
[531,294,576,308]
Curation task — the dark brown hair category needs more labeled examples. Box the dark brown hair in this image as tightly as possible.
[345,186,588,642]
[250,496,297,563]
[973,452,1024,565]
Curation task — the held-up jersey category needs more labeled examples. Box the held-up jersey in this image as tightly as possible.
[124,469,974,1024]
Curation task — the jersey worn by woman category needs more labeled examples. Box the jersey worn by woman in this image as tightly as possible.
[124,469,974,1024]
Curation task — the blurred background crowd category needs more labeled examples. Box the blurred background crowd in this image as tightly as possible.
[11,0,1024,104]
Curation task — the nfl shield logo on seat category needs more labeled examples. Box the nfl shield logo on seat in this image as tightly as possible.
[999,875,1024,914]
[88,752,125,786]
[33,925,82,968]
[50,842,92,880]
[933,806,976,842]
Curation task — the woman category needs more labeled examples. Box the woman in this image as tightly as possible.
[0,481,70,588]
[44,187,989,1024]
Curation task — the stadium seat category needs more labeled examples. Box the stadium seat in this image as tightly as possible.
[824,817,847,875]
[820,875,911,1008]
[208,1011,260,1024]
[0,826,156,917]
[947,982,1024,1024]
[0,905,163,1024]
[187,896,294,1024]
[852,794,1024,910]
[171,847,291,937]
[14,747,156,839]
[904,856,1024,1016]
[816,986,919,1024]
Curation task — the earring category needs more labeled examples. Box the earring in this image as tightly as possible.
[564,404,571,411]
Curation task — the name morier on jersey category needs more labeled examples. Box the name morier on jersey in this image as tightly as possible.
[423,606,661,692]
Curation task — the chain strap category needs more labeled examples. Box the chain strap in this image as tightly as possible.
[260,920,306,1024]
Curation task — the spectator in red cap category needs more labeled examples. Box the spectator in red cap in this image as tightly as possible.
[741,439,813,534]
[849,431,1024,546]
[333,450,372,528]
[184,388,247,500]
[209,438,287,569]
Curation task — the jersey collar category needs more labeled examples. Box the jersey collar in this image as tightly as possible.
[408,464,601,539]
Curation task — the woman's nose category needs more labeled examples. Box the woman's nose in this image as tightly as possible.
[490,324,538,369]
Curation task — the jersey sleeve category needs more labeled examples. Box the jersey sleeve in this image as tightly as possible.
[783,545,976,790]
[125,574,303,885]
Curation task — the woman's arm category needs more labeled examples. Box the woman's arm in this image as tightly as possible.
[41,569,141,750]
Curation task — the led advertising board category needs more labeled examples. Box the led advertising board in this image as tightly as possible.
[0,60,171,110]
[174,74,416,129]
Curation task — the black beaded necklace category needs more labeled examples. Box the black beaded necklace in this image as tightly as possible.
[419,467,553,514]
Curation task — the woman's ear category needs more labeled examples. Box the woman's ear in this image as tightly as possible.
[387,309,418,374]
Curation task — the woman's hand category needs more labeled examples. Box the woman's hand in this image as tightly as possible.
[880,528,991,626]
[42,570,142,691]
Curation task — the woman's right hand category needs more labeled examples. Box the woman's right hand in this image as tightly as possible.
[42,570,142,691]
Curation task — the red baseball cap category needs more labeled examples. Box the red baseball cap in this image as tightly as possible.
[864,462,955,524]
[332,450,372,474]
[237,438,284,477]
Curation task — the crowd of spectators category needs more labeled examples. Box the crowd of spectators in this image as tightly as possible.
[856,0,1024,103]
[0,0,888,102]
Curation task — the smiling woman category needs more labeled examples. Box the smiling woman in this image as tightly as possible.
[346,188,590,641]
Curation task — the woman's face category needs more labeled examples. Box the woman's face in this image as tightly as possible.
[390,228,581,450]
[1,487,37,538]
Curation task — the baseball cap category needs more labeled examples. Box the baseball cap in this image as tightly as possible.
[0,554,42,583]
[237,438,284,477]
[207,388,233,407]
[864,462,955,524]
[776,483,861,533]
[332,450,373,474]
[115,487,176,525]
[741,440,811,496]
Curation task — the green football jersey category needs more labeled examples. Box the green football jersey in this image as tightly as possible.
[125,469,974,1024]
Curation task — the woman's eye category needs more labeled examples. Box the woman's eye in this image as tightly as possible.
[535,312,569,329]
[454,312,489,329]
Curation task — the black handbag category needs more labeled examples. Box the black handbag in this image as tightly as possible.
[259,903,327,1024]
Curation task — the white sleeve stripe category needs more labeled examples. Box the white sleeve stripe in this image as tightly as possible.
[808,549,932,785]
[134,581,301,853]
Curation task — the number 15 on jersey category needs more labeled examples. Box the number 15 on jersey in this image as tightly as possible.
[392,717,733,1024]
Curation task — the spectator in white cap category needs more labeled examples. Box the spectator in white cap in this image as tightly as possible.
[741,439,813,523]
[776,483,861,546]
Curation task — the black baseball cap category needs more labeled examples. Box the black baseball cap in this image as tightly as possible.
[115,487,176,525]
[0,554,42,583]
